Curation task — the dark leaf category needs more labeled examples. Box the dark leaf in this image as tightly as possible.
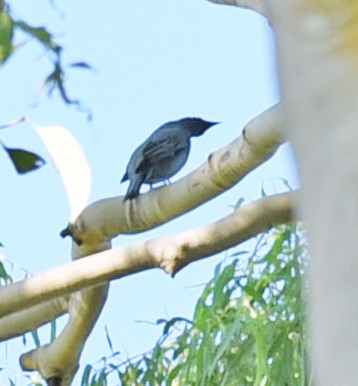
[2,144,45,174]
[43,63,80,106]
[108,363,120,371]
[162,317,192,335]
[105,325,114,353]
[278,177,293,191]
[69,61,93,70]
[230,250,249,257]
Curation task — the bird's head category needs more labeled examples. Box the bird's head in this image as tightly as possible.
[180,118,220,137]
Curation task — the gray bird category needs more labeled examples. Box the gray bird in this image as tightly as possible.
[121,117,219,200]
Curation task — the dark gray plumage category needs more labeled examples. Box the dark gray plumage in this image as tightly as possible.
[121,117,219,200]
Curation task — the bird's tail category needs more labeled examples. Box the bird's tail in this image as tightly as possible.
[124,175,144,200]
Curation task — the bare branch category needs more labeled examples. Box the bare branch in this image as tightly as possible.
[0,298,68,341]
[0,192,295,320]
[0,105,286,383]
[207,0,270,19]
[20,284,109,386]
[66,104,284,246]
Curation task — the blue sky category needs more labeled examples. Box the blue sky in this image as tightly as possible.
[0,1,298,384]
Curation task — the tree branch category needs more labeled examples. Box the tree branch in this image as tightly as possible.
[207,0,270,19]
[65,104,283,246]
[0,192,295,320]
[20,284,109,386]
[0,297,68,341]
[0,104,286,384]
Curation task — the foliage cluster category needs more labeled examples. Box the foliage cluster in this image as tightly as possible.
[78,223,310,386]
[0,1,91,184]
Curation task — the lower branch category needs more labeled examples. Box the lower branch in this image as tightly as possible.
[0,297,68,341]
[0,191,295,319]
[20,284,109,386]
[1,192,295,384]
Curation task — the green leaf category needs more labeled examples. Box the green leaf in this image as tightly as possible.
[14,20,60,53]
[50,319,57,342]
[104,325,113,353]
[261,182,267,197]
[233,196,245,209]
[82,223,309,386]
[0,261,12,284]
[2,144,46,174]
[81,364,92,386]
[31,329,41,348]
[167,363,184,385]
[96,368,107,385]
[212,260,237,311]
[207,319,242,378]
[0,10,14,64]
[243,281,266,305]
[161,317,192,335]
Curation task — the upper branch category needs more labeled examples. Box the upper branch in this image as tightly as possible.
[207,0,270,19]
[65,104,284,246]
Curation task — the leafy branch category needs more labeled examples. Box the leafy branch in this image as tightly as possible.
[0,3,92,114]
[74,223,310,386]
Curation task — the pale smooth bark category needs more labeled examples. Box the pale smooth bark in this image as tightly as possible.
[0,103,288,384]
[271,1,358,385]
[66,104,283,246]
[14,191,294,384]
[0,298,68,341]
[21,285,109,386]
[215,0,358,383]
[0,192,294,322]
[207,0,269,18]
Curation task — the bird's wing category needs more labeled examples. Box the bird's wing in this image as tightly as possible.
[135,135,187,174]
